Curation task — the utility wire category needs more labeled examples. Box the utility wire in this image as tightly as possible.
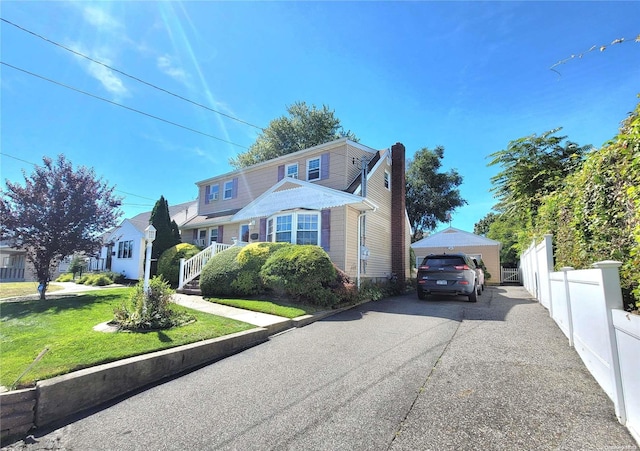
[1,17,265,132]
[1,61,249,149]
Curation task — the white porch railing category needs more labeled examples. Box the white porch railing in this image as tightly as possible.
[178,241,247,290]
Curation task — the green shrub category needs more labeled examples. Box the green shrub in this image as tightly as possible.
[200,247,243,297]
[104,271,125,284]
[55,273,74,282]
[90,274,113,286]
[260,245,338,307]
[76,273,114,286]
[113,276,193,330]
[233,242,292,295]
[158,243,201,287]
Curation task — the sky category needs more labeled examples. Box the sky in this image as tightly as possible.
[1,1,639,235]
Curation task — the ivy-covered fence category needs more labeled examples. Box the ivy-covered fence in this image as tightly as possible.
[533,101,640,310]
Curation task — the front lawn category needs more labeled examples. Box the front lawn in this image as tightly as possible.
[206,297,320,318]
[0,288,254,389]
[0,282,64,299]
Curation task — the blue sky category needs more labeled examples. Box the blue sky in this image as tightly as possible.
[1,1,639,234]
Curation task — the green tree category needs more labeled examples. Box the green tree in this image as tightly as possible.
[473,212,498,236]
[488,128,591,226]
[149,196,181,262]
[230,101,357,168]
[405,146,466,241]
[0,155,121,299]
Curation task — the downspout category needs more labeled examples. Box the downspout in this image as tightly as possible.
[357,211,366,289]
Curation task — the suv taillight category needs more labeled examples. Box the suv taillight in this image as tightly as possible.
[454,265,470,270]
[418,265,430,270]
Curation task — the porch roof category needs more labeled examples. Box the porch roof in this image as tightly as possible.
[232,178,377,222]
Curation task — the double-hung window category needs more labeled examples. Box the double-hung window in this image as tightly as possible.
[223,180,234,200]
[209,185,219,201]
[117,240,134,259]
[307,158,320,181]
[296,213,318,245]
[384,171,390,190]
[286,163,299,179]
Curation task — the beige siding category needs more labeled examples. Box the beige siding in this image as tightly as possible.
[328,206,347,272]
[344,207,360,279]
[197,140,379,217]
[362,156,393,279]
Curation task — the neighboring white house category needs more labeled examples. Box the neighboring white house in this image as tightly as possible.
[102,200,198,280]
[411,227,502,284]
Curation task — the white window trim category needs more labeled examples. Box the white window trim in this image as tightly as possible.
[307,157,321,182]
[209,185,219,201]
[384,170,391,190]
[266,210,321,245]
[286,163,299,179]
[223,180,233,200]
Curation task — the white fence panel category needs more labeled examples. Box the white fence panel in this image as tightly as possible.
[566,268,615,401]
[549,270,572,343]
[612,309,640,444]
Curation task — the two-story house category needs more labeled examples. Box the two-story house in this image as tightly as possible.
[180,138,411,285]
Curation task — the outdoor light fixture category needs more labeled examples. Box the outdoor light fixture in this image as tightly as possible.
[143,225,157,293]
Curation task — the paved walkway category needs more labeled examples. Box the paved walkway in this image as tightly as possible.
[172,293,289,328]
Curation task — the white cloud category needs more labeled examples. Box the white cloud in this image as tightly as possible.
[67,41,130,99]
[82,6,121,31]
[157,54,189,84]
[87,62,129,98]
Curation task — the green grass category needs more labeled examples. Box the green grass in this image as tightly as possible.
[0,282,64,299]
[206,297,320,318]
[0,288,254,389]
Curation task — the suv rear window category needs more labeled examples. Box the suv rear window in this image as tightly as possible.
[422,257,466,267]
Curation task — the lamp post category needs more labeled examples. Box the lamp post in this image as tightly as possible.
[143,225,156,293]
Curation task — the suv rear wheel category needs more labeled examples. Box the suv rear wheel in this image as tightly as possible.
[468,283,478,302]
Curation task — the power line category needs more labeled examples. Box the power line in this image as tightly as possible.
[1,61,249,149]
[1,17,265,132]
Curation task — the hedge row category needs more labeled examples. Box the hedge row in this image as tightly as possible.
[199,243,353,307]
[534,102,640,309]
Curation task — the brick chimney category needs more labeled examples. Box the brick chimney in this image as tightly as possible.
[391,142,406,284]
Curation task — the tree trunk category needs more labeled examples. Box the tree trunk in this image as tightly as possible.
[38,280,47,300]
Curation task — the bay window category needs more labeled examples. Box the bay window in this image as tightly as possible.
[266,211,320,245]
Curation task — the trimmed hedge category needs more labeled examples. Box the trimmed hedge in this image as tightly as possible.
[158,243,201,286]
[260,245,338,307]
[232,242,292,295]
[199,247,243,297]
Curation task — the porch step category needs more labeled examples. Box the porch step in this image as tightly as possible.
[176,278,201,296]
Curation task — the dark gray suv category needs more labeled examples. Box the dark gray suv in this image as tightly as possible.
[416,253,480,302]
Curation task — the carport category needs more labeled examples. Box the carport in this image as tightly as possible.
[411,227,502,284]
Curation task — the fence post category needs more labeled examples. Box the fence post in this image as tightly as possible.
[593,260,626,425]
[561,267,575,347]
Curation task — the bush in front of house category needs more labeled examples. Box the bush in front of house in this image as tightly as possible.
[200,246,244,297]
[260,245,338,307]
[113,276,194,330]
[55,273,74,282]
[77,273,114,286]
[232,242,293,295]
[158,243,201,287]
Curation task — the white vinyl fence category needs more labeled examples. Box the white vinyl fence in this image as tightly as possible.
[520,235,639,445]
